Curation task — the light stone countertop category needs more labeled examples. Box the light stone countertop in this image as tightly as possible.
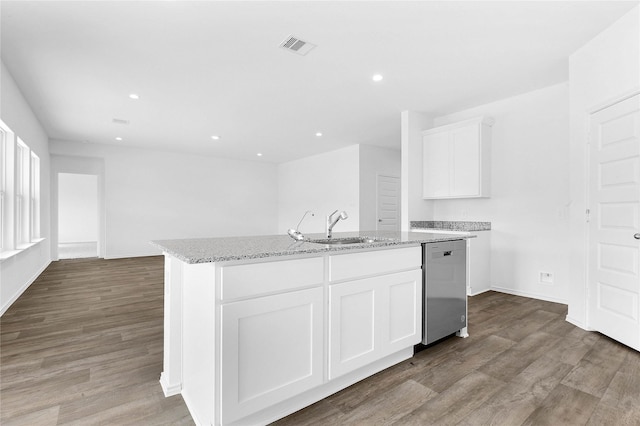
[410,221,491,231]
[151,230,474,264]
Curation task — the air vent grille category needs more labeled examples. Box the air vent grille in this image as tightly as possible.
[279,35,316,56]
[112,118,130,125]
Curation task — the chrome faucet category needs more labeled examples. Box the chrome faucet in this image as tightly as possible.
[326,210,348,238]
[287,210,314,241]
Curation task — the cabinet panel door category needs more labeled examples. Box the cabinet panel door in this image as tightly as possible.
[451,124,481,197]
[329,269,422,379]
[329,278,379,379]
[423,131,450,198]
[383,269,423,355]
[221,287,323,424]
[422,117,491,199]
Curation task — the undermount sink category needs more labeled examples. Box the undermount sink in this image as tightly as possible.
[308,237,379,245]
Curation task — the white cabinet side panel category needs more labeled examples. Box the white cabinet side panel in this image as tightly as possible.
[181,262,216,426]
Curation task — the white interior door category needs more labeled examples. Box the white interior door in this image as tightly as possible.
[588,93,640,351]
[377,175,400,231]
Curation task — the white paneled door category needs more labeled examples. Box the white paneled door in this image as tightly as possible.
[376,175,400,231]
[588,93,640,351]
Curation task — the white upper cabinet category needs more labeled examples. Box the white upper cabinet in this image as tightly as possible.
[422,117,493,199]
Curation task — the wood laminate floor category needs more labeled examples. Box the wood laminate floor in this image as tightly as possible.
[2,257,640,425]
[0,256,193,425]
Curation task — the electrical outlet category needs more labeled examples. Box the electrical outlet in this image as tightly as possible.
[540,272,554,284]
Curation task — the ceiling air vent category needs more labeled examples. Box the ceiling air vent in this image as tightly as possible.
[279,35,316,56]
[112,118,130,125]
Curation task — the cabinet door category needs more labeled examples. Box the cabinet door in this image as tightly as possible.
[329,270,422,379]
[422,117,491,199]
[329,277,379,379]
[221,287,323,424]
[382,269,423,355]
[423,131,450,198]
[450,124,481,197]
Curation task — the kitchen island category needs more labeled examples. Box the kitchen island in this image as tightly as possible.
[152,231,473,426]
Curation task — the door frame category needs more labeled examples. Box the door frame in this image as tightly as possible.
[51,155,105,260]
[584,88,640,329]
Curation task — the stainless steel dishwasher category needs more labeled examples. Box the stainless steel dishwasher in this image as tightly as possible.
[422,240,468,345]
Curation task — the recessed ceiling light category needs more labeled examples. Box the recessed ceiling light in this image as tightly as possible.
[211,135,221,140]
[257,153,263,157]
[129,93,139,100]
[115,137,123,141]
[315,132,323,137]
[372,74,383,82]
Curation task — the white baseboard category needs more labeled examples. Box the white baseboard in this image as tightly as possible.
[468,288,492,297]
[490,285,567,305]
[104,250,162,260]
[0,260,51,316]
[181,389,207,426]
[159,372,182,397]
[565,315,593,331]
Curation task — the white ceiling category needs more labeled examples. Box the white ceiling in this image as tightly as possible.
[1,1,637,163]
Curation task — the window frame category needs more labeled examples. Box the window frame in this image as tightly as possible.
[0,121,43,259]
[30,152,40,240]
[0,127,6,251]
[0,121,15,254]
[15,138,31,248]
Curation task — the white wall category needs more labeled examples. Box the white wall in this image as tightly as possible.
[0,61,51,315]
[430,83,571,304]
[277,145,360,235]
[49,141,279,259]
[567,6,640,328]
[58,173,98,243]
[359,145,401,231]
[400,111,434,231]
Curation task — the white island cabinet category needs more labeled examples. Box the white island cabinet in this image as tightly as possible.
[159,243,422,426]
[219,258,325,424]
[328,247,422,379]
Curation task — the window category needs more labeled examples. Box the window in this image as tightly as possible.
[16,139,30,246]
[0,127,6,251]
[0,121,15,253]
[30,152,40,240]
[0,121,41,257]
[30,152,40,241]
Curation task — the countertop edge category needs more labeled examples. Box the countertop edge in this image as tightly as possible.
[151,232,474,264]
[410,220,491,232]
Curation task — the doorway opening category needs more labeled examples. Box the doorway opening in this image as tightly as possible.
[57,173,99,259]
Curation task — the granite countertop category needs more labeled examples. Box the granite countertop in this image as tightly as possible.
[151,230,473,264]
[410,221,491,232]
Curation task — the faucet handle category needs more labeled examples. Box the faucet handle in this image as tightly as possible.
[287,228,305,241]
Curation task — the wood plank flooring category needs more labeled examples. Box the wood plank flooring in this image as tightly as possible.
[0,256,193,426]
[2,256,640,425]
[274,292,640,426]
